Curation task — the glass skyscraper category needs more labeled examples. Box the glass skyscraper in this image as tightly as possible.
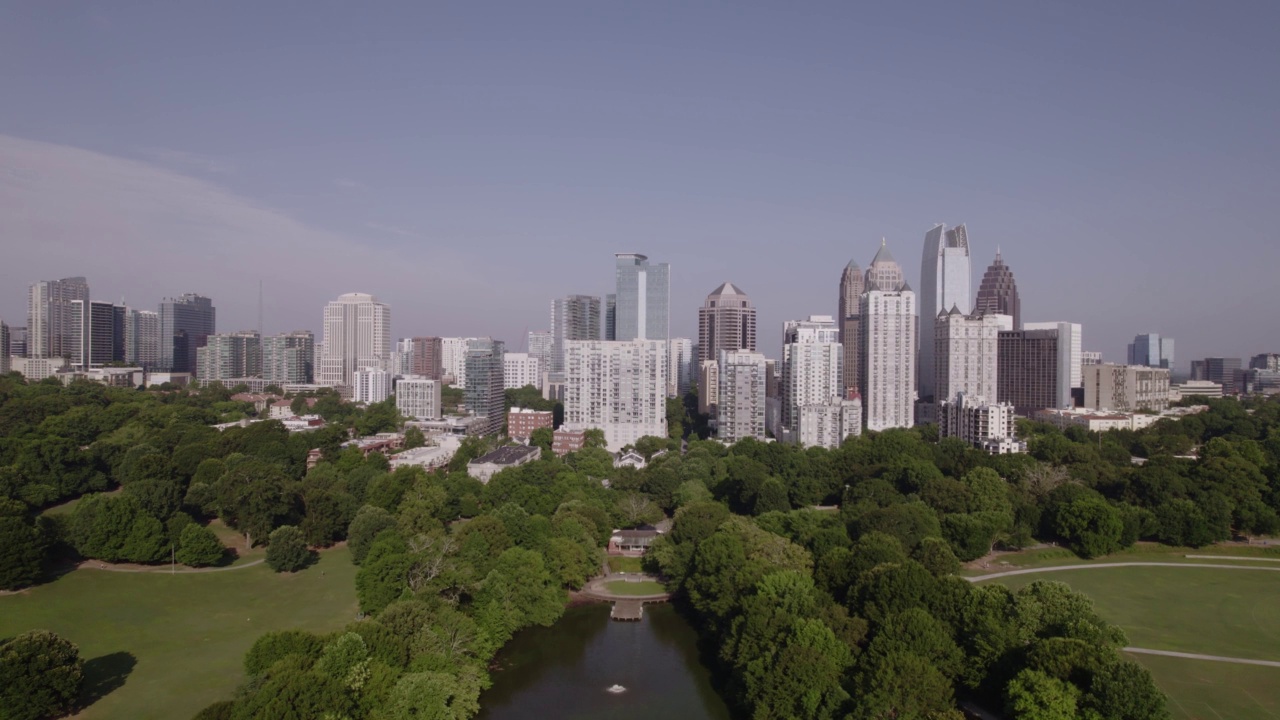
[159,294,216,373]
[612,253,670,342]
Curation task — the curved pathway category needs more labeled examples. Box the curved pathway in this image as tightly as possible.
[79,558,266,574]
[966,561,1280,583]
[1123,647,1280,668]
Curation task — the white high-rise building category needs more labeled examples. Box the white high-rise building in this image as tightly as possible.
[28,277,89,359]
[939,393,1024,454]
[503,352,542,390]
[563,339,667,452]
[319,293,391,388]
[392,339,415,376]
[798,391,863,449]
[440,337,476,387]
[396,376,441,420]
[667,337,694,397]
[1025,321,1084,389]
[860,242,917,431]
[919,224,972,404]
[353,366,392,404]
[934,310,1006,405]
[527,331,554,382]
[781,315,843,443]
[122,308,160,368]
[717,350,768,443]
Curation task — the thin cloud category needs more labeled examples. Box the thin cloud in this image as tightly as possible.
[136,146,234,174]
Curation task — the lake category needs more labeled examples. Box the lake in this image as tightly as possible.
[477,602,732,720]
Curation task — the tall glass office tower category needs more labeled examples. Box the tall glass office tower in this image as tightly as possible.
[918,224,972,404]
[613,254,670,342]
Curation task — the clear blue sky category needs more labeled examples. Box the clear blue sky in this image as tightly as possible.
[2,2,1277,368]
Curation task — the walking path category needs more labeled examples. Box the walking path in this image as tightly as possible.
[966,561,1280,583]
[1123,647,1280,668]
[80,558,266,574]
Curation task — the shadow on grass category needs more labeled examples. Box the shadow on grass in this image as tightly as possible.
[80,651,137,707]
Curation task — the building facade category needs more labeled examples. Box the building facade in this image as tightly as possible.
[973,251,1021,330]
[939,393,1024,454]
[123,308,160,368]
[934,310,1006,405]
[503,352,542,390]
[1250,353,1280,372]
[563,339,667,452]
[28,276,90,359]
[159,294,216,374]
[667,337,694,398]
[798,390,863,449]
[0,319,9,375]
[1191,357,1242,394]
[918,223,972,404]
[860,242,917,431]
[613,253,670,342]
[69,300,125,370]
[507,408,553,439]
[527,331,554,382]
[1083,364,1171,412]
[697,282,757,365]
[396,376,442,420]
[717,350,768,443]
[997,326,1077,413]
[838,260,865,399]
[781,315,842,442]
[196,331,262,381]
[698,359,719,416]
[440,337,476,387]
[263,331,315,384]
[353,367,392,404]
[1127,334,1175,370]
[550,295,601,377]
[318,293,390,387]
[465,338,506,436]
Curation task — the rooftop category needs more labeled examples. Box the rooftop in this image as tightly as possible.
[471,445,541,466]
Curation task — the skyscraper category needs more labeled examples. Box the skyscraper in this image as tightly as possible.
[550,295,601,376]
[838,260,864,396]
[1191,357,1242,394]
[123,308,160,368]
[781,315,842,443]
[717,350,768,443]
[860,241,917,431]
[1127,334,1175,370]
[318,293,390,387]
[613,254,670,342]
[563,339,667,451]
[697,282,757,364]
[409,337,444,379]
[1025,322,1083,389]
[918,224,972,403]
[667,337,694,397]
[974,250,1022,329]
[997,325,1079,413]
[934,309,1006,404]
[464,338,506,436]
[0,319,10,375]
[7,326,27,358]
[263,331,316,384]
[440,337,477,387]
[69,300,125,370]
[28,276,89,359]
[159,294,216,374]
[196,331,262,381]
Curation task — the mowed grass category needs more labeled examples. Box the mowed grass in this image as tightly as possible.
[606,556,644,574]
[0,548,358,720]
[604,580,667,596]
[961,542,1280,576]
[984,565,1280,720]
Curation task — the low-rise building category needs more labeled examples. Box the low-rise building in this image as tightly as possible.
[796,390,863,449]
[552,428,586,457]
[467,445,541,483]
[10,356,67,381]
[396,376,442,420]
[1170,380,1224,400]
[233,393,281,414]
[939,393,1025,454]
[1083,364,1171,413]
[388,435,461,472]
[507,407,553,440]
[608,525,664,556]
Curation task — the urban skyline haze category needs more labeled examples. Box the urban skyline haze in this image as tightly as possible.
[2,3,1277,368]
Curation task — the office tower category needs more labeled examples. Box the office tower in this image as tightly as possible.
[123,308,160,368]
[440,337,476,387]
[667,338,694,397]
[1251,353,1280,372]
[159,294,216,374]
[263,331,315,384]
[604,295,617,341]
[407,337,443,379]
[28,276,89,358]
[318,293,390,387]
[997,326,1077,413]
[717,350,768,443]
[1242,368,1280,395]
[563,339,667,451]
[1127,334,1175,370]
[550,295,602,376]
[860,242,917,431]
[465,338,506,436]
[934,310,1006,405]
[918,224,972,403]
[1025,322,1083,389]
[195,331,262,381]
[613,253,670,342]
[698,360,719,416]
[527,331,553,378]
[938,394,1024,454]
[396,377,441,420]
[392,339,415,376]
[503,352,541,390]
[974,250,1022,330]
[838,260,865,397]
[69,300,125,369]
[1083,364,1171,412]
[780,315,842,443]
[8,326,26,358]
[0,319,9,375]
[352,367,392,404]
[697,283,756,365]
[1191,357,1242,394]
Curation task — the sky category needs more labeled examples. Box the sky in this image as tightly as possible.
[2,2,1278,370]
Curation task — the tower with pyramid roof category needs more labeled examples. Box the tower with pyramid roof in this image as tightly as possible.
[697,282,757,365]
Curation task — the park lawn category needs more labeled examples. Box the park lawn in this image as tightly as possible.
[0,547,358,720]
[607,556,644,574]
[604,580,666,596]
[1125,652,1280,720]
[961,542,1280,576]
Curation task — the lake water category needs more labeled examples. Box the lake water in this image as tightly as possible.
[477,602,732,720]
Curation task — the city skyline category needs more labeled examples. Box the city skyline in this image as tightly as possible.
[2,4,1278,368]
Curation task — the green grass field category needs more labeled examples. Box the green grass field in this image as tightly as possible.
[962,542,1280,576]
[0,548,358,720]
[604,580,666,596]
[606,556,644,574]
[983,563,1280,719]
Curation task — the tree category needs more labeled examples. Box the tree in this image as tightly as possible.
[0,501,45,590]
[348,505,398,565]
[213,459,298,549]
[243,630,326,676]
[176,523,226,567]
[615,493,662,527]
[1085,660,1170,720]
[1005,668,1080,720]
[0,630,84,720]
[403,425,426,450]
[853,501,942,550]
[266,526,313,572]
[1052,496,1123,558]
[529,427,553,456]
[583,428,607,450]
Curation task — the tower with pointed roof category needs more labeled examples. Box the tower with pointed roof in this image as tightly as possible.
[838,260,865,394]
[919,224,973,404]
[858,240,917,431]
[697,282,757,365]
[974,249,1021,329]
